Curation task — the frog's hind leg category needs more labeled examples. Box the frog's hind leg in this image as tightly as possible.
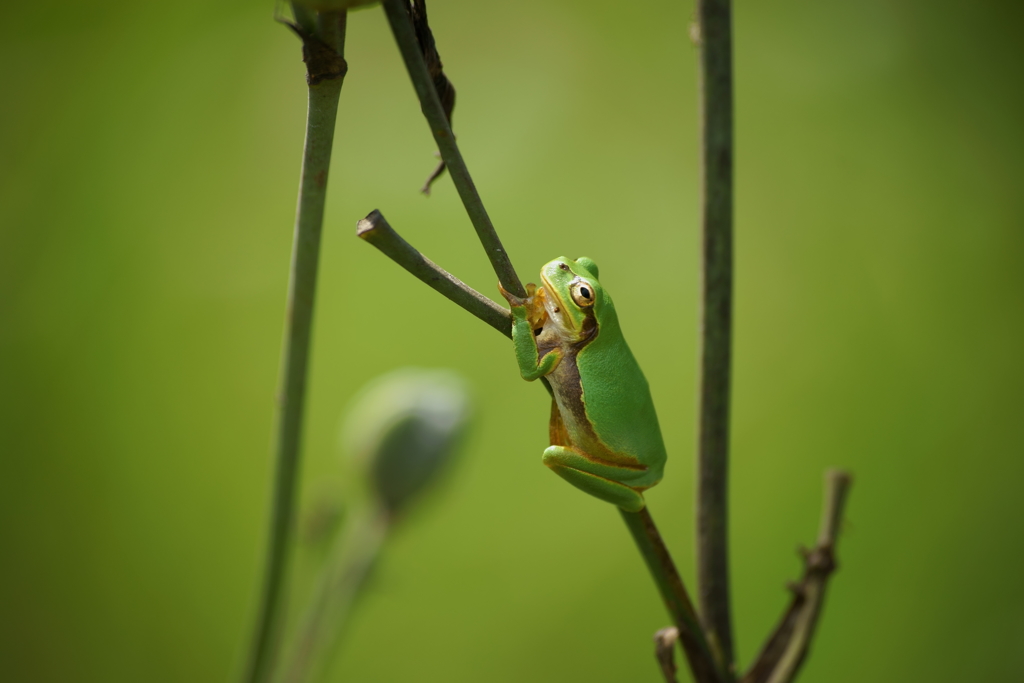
[543,446,646,512]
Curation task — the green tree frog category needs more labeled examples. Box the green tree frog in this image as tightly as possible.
[499,257,666,512]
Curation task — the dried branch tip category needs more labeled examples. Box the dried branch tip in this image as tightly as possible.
[355,210,382,238]
[654,627,681,683]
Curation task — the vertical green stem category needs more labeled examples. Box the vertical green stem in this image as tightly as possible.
[240,9,348,683]
[695,0,735,674]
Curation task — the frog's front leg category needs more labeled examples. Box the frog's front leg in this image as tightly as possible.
[542,446,646,512]
[499,283,563,381]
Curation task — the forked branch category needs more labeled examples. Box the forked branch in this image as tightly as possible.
[380,0,525,297]
[362,4,743,682]
[742,470,853,683]
[356,210,511,338]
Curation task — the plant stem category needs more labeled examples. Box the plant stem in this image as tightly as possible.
[620,508,725,683]
[695,0,735,674]
[356,210,512,338]
[241,9,348,683]
[279,505,390,683]
[380,0,526,298]
[742,470,853,683]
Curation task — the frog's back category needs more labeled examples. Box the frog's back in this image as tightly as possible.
[576,303,666,489]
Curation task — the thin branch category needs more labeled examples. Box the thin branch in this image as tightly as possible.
[654,627,681,683]
[620,508,725,683]
[380,0,526,298]
[742,470,853,683]
[694,0,736,674]
[356,210,512,338]
[240,8,348,683]
[408,0,457,194]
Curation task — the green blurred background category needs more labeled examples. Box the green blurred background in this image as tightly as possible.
[2,0,1023,680]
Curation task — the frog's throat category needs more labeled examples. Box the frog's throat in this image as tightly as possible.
[527,286,549,330]
[538,272,578,335]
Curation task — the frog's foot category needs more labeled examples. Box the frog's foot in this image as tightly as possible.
[542,446,646,512]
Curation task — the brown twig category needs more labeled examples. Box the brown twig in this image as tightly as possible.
[742,470,853,683]
[694,0,736,674]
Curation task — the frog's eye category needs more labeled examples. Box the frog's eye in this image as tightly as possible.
[570,281,596,307]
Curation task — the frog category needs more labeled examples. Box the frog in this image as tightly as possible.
[499,256,666,512]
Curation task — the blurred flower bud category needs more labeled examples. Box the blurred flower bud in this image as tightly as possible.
[343,368,471,514]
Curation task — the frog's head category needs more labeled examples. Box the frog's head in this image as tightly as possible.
[538,256,606,341]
